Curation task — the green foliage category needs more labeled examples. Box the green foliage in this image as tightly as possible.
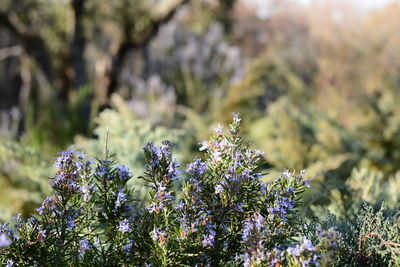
[75,94,187,199]
[0,138,52,222]
[249,95,400,220]
[317,204,400,266]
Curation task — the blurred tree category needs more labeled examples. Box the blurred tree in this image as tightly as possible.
[0,0,191,102]
[0,0,193,145]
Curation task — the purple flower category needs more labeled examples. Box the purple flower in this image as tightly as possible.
[67,216,75,232]
[167,159,180,180]
[95,165,107,177]
[160,140,172,156]
[116,165,132,181]
[260,183,266,194]
[202,230,216,247]
[287,246,301,257]
[234,202,244,212]
[186,158,207,176]
[232,113,241,124]
[118,219,131,233]
[0,233,11,248]
[124,240,133,251]
[80,184,92,202]
[254,213,265,230]
[301,237,315,251]
[6,260,14,267]
[115,191,127,208]
[215,124,224,134]
[242,213,266,245]
[282,169,291,178]
[241,252,251,267]
[212,150,223,162]
[37,229,46,242]
[79,239,90,256]
[53,147,76,169]
[199,141,209,151]
[148,181,174,213]
[151,228,167,244]
[215,183,224,194]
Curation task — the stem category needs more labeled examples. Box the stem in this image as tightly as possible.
[358,232,400,259]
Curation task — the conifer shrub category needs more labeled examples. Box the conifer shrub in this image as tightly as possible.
[0,115,398,266]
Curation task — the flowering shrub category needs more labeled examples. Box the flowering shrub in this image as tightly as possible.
[0,115,398,266]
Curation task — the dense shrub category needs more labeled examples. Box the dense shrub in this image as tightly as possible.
[0,116,398,266]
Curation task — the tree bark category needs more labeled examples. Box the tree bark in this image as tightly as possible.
[0,12,55,87]
[105,0,191,101]
[71,0,87,89]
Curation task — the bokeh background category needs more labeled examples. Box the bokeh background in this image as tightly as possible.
[0,0,399,222]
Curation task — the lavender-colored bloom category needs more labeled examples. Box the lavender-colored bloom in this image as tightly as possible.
[118,219,131,233]
[148,181,174,213]
[301,260,310,267]
[144,143,160,167]
[148,202,158,214]
[115,191,127,208]
[35,206,44,215]
[287,245,301,257]
[242,213,265,244]
[212,150,222,162]
[167,159,180,180]
[254,213,265,230]
[36,196,57,215]
[67,216,75,232]
[260,183,266,194]
[12,213,22,223]
[54,147,76,169]
[116,165,132,181]
[234,202,244,212]
[79,239,90,256]
[6,260,14,267]
[80,184,92,202]
[160,140,172,156]
[95,165,107,177]
[215,183,224,194]
[186,158,207,176]
[282,169,291,178]
[37,229,46,242]
[93,237,100,247]
[215,124,224,134]
[151,228,167,244]
[242,252,251,267]
[199,141,209,151]
[202,230,216,247]
[232,113,241,123]
[124,240,133,250]
[175,200,185,210]
[301,237,315,251]
[0,233,11,247]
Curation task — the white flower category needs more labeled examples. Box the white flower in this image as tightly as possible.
[282,169,291,178]
[199,141,209,151]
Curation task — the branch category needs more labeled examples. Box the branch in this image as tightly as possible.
[133,0,191,47]
[105,0,191,101]
[70,0,87,89]
[358,232,400,259]
[0,45,23,61]
[0,11,55,85]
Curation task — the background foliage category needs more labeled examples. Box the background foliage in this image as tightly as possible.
[0,1,399,265]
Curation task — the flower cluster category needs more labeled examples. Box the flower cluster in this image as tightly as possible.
[0,115,362,266]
